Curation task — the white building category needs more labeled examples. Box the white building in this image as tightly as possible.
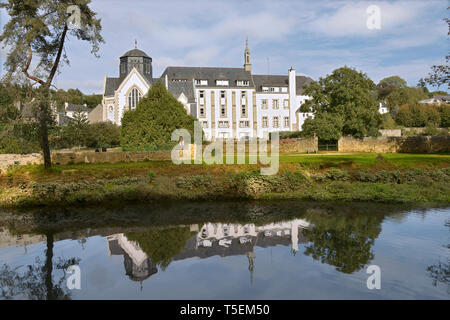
[102,39,314,140]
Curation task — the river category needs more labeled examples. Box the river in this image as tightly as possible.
[0,201,448,299]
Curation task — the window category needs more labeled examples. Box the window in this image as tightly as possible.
[272,99,279,109]
[172,79,187,82]
[202,121,208,128]
[216,80,229,86]
[199,107,205,117]
[237,80,249,86]
[221,105,226,117]
[128,88,142,109]
[284,117,290,128]
[241,91,247,116]
[281,87,288,93]
[284,99,289,109]
[195,79,208,86]
[108,105,113,113]
[262,87,269,92]
[262,116,268,128]
[261,99,268,109]
[273,117,279,128]
[218,121,229,128]
[239,120,250,128]
[220,91,226,112]
[269,87,275,92]
[199,91,205,105]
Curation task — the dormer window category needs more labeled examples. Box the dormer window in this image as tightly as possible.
[216,80,229,86]
[237,80,249,86]
[172,79,187,82]
[195,79,208,86]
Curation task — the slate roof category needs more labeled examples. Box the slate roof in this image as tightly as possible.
[120,48,150,58]
[104,77,122,96]
[66,104,90,112]
[252,74,313,95]
[161,66,255,88]
[104,70,154,97]
[167,80,196,103]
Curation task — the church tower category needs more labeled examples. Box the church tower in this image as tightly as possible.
[119,40,153,81]
[244,37,251,72]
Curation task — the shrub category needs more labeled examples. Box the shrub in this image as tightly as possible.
[326,168,349,181]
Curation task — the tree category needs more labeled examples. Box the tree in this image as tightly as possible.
[395,103,441,127]
[380,113,396,129]
[385,87,429,113]
[85,122,121,148]
[121,80,198,150]
[424,7,449,89]
[301,113,343,141]
[377,76,407,100]
[0,0,104,168]
[300,67,381,139]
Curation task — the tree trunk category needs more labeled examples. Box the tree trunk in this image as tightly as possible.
[37,87,52,169]
[45,233,54,300]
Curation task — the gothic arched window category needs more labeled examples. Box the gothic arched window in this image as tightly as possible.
[128,88,142,110]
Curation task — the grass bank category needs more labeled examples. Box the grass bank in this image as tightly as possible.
[0,153,449,208]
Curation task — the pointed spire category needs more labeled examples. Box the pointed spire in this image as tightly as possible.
[244,36,251,72]
[135,39,138,49]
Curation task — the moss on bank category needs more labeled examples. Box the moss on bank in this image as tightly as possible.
[0,163,449,208]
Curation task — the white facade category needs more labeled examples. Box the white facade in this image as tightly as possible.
[102,41,315,140]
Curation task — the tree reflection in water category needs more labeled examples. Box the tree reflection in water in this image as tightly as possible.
[426,219,449,294]
[302,212,384,274]
[0,233,80,300]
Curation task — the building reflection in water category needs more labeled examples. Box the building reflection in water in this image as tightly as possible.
[105,218,311,288]
[107,234,157,290]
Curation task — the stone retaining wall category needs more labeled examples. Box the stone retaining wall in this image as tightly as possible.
[338,136,450,153]
[279,137,318,153]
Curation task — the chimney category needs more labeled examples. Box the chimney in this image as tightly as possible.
[165,74,168,89]
[289,67,296,130]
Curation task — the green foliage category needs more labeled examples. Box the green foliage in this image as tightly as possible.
[377,76,407,100]
[301,113,344,140]
[395,103,442,127]
[121,81,198,149]
[303,212,384,273]
[125,227,194,270]
[385,87,429,113]
[176,175,213,190]
[85,122,121,148]
[300,67,381,139]
[51,89,102,109]
[0,104,40,154]
[326,168,349,181]
[380,113,397,129]
[436,104,450,127]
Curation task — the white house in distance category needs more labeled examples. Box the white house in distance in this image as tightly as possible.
[102,39,314,140]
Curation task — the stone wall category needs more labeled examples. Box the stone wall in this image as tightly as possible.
[279,137,318,153]
[0,153,42,173]
[338,136,450,153]
[379,129,402,137]
[51,150,173,165]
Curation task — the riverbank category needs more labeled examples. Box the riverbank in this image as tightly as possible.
[0,153,449,208]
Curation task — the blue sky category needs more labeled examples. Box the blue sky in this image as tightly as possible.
[1,0,449,94]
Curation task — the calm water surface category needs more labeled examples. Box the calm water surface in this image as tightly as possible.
[0,202,448,299]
